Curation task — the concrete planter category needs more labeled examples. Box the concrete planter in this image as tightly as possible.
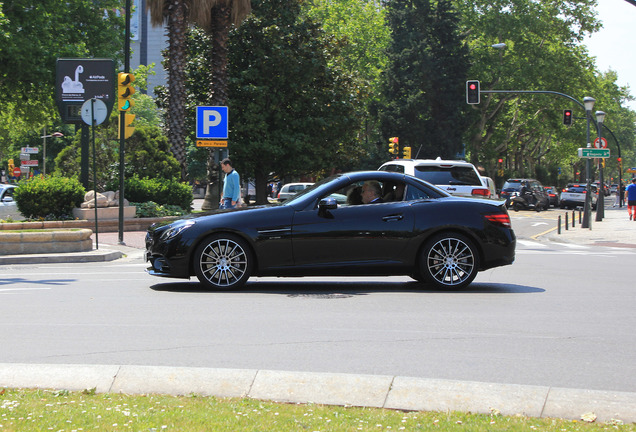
[0,229,93,255]
[72,206,137,221]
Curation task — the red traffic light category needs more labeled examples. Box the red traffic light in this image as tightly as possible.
[563,109,573,125]
[498,158,503,163]
[466,80,480,104]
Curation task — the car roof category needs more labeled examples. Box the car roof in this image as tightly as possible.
[381,157,476,168]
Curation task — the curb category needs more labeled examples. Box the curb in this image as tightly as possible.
[0,364,634,423]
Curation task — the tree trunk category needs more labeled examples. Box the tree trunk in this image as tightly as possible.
[165,0,189,182]
[201,4,231,211]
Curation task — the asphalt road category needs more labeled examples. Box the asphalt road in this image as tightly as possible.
[0,229,634,395]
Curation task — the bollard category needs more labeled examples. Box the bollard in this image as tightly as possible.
[558,215,562,234]
[572,210,576,228]
[564,213,568,231]
[579,209,582,224]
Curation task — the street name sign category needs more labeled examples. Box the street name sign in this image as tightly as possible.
[196,106,228,139]
[21,147,39,154]
[21,160,38,167]
[196,140,228,148]
[578,148,609,158]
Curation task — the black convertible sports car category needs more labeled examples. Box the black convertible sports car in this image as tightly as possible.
[146,171,515,290]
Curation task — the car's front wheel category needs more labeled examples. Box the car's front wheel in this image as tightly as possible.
[194,234,253,289]
[419,233,480,290]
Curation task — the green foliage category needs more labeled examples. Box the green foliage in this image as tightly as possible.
[379,0,469,160]
[106,175,193,210]
[13,175,85,220]
[54,121,180,191]
[0,0,124,127]
[227,0,360,202]
[132,201,190,218]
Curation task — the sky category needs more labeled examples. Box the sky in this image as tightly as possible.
[584,0,636,110]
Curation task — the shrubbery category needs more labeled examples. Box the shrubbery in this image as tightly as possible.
[106,175,193,211]
[13,176,85,220]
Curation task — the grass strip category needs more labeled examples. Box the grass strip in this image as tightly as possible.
[0,388,632,431]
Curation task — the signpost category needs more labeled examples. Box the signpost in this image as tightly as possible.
[578,148,610,158]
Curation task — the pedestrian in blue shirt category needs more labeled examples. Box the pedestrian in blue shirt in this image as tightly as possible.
[625,178,636,221]
[219,158,240,209]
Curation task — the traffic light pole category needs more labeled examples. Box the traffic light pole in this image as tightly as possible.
[118,0,131,245]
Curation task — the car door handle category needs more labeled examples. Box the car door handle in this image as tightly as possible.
[382,214,403,222]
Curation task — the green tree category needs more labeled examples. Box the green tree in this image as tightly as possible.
[455,0,603,179]
[54,117,180,191]
[0,0,123,126]
[147,0,252,211]
[227,0,359,204]
[379,0,469,160]
[303,0,389,163]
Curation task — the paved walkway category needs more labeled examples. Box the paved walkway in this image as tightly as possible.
[1,201,635,423]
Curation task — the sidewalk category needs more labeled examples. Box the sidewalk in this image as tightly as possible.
[538,205,636,248]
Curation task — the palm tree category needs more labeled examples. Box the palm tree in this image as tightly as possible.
[146,0,251,209]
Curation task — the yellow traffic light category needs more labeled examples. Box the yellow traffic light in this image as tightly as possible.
[117,72,135,111]
[388,137,399,155]
[119,113,136,139]
[402,146,411,159]
[7,159,14,173]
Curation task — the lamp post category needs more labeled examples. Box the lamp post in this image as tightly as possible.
[595,111,606,221]
[581,97,595,229]
[40,127,64,176]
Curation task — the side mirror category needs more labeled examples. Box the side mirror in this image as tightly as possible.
[318,197,338,211]
[1,196,14,203]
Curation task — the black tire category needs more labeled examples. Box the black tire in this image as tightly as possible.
[193,234,253,289]
[419,233,480,290]
[512,202,522,212]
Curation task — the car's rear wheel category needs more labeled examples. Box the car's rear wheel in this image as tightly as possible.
[194,234,253,289]
[419,233,480,290]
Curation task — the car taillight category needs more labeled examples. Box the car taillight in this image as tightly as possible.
[472,189,491,197]
[484,213,511,228]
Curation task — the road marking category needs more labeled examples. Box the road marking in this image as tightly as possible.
[0,288,52,293]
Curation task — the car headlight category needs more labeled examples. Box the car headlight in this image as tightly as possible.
[159,220,195,241]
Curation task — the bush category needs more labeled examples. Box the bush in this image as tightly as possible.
[106,175,193,210]
[13,176,85,220]
[132,201,190,218]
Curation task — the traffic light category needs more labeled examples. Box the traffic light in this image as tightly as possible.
[466,80,480,104]
[497,158,504,177]
[388,137,399,154]
[117,72,135,111]
[119,114,136,139]
[7,159,14,174]
[402,146,411,159]
[563,109,573,126]
[618,157,622,170]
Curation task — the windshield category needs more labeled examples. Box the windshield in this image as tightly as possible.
[413,165,482,186]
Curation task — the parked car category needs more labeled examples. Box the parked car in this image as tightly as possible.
[277,183,313,201]
[0,184,22,220]
[146,171,516,290]
[480,176,497,199]
[543,186,560,207]
[560,183,598,210]
[610,184,618,194]
[499,179,550,210]
[378,158,491,199]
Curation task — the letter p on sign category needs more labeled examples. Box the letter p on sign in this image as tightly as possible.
[196,106,228,139]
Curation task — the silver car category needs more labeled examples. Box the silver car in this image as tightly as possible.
[0,184,22,220]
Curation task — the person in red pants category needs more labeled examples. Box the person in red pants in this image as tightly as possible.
[625,178,636,220]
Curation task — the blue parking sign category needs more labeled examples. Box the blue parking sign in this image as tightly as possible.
[196,106,228,139]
